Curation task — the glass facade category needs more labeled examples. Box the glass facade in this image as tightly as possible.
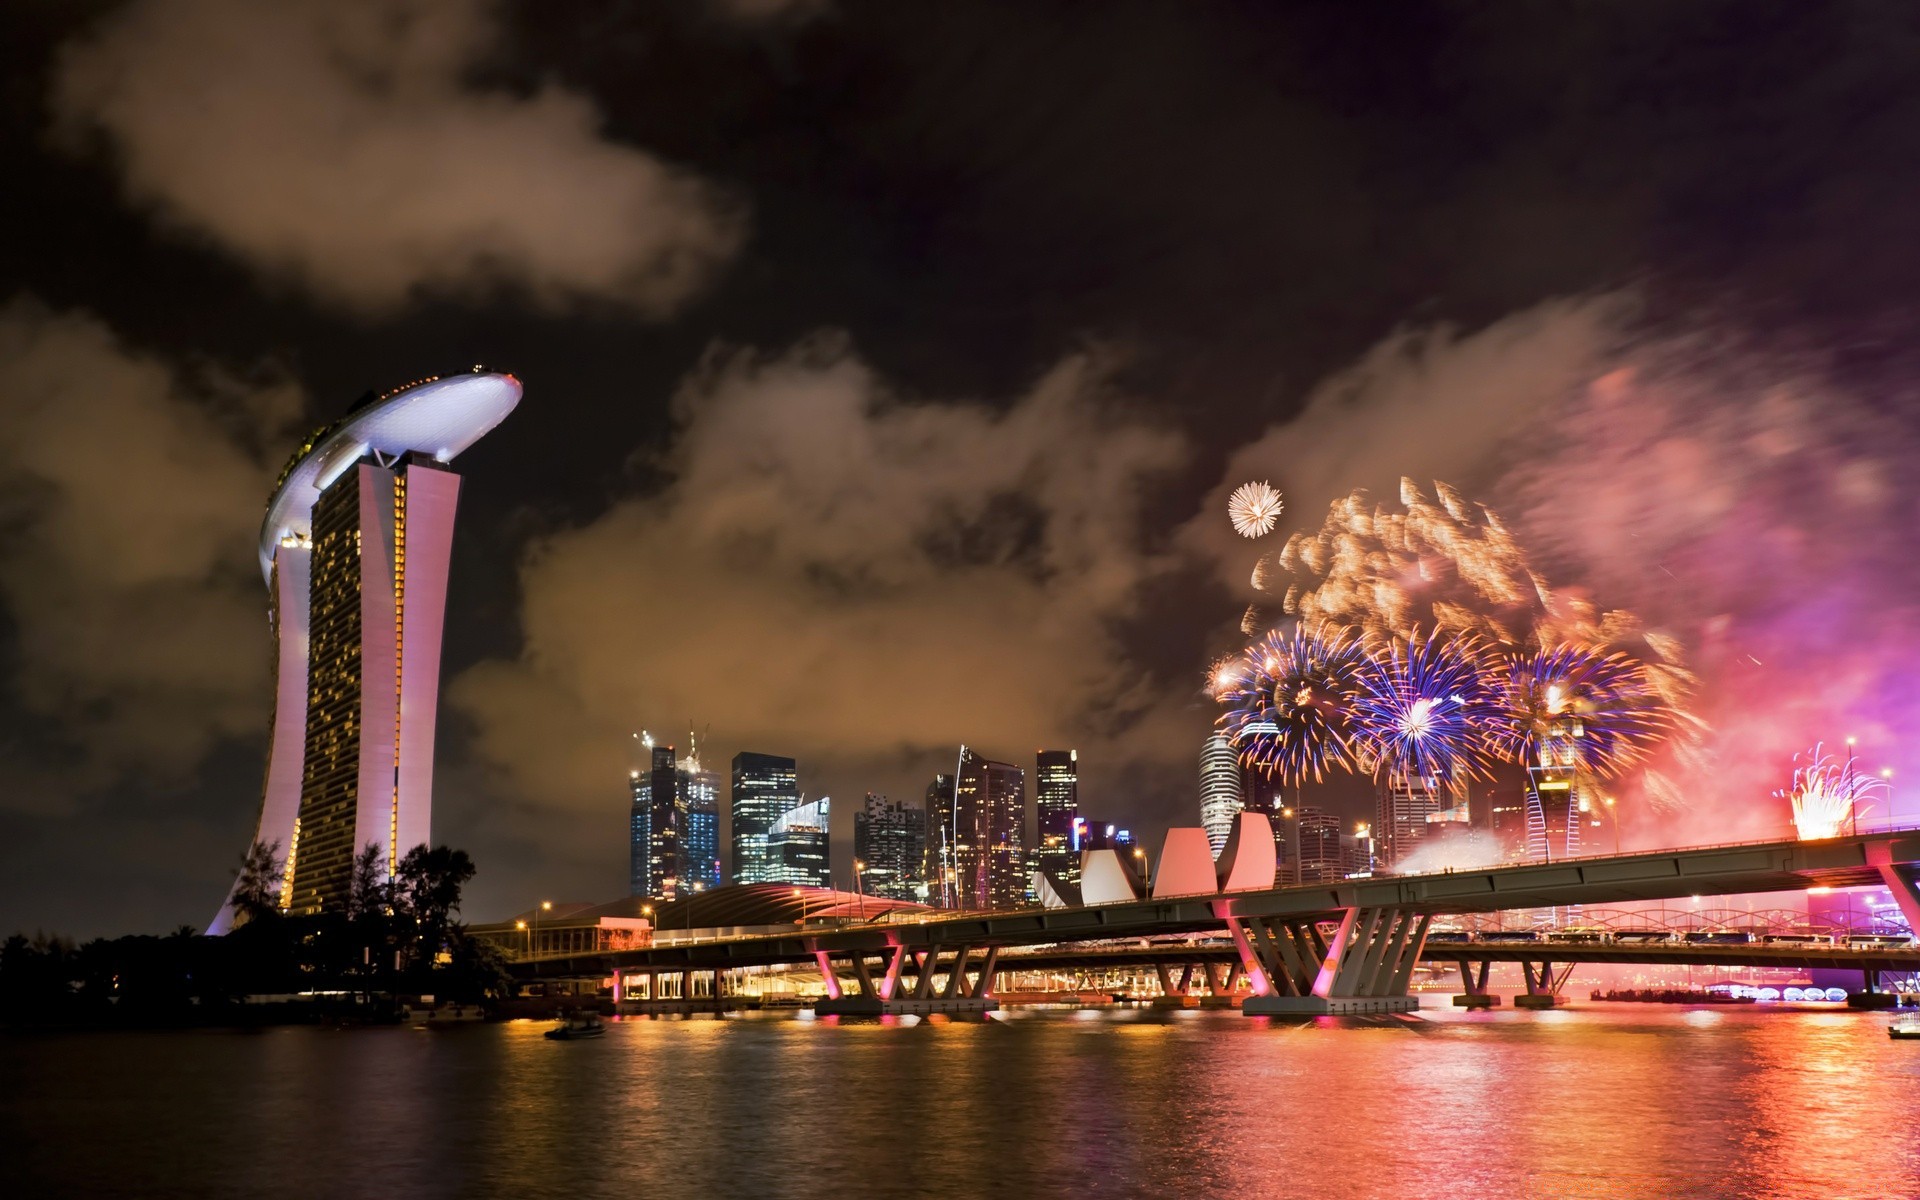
[1034,749,1079,887]
[769,797,831,887]
[855,792,923,900]
[730,752,799,884]
[923,774,956,908]
[954,747,1026,910]
[288,466,370,912]
[1199,731,1244,854]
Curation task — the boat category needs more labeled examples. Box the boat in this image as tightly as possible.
[1890,1015,1920,1040]
[408,1001,486,1027]
[545,1012,606,1040]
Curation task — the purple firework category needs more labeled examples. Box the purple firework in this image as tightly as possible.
[1351,628,1498,783]
[1214,624,1369,785]
[1488,641,1671,778]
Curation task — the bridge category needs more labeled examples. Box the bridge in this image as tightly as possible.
[513,826,1920,1016]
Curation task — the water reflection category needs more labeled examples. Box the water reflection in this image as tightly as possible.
[3,1007,1917,1199]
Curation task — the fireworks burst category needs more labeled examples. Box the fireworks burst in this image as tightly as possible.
[1249,478,1699,810]
[1227,480,1285,538]
[1778,744,1886,840]
[1350,627,1498,783]
[1489,642,1673,778]
[1215,624,1368,784]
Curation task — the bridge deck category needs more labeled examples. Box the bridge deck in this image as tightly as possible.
[515,829,1920,980]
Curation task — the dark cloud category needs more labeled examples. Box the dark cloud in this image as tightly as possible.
[0,299,296,809]
[448,335,1195,896]
[52,0,744,315]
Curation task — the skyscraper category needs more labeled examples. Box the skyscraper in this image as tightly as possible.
[630,741,677,899]
[769,797,831,887]
[212,370,521,930]
[1199,731,1245,854]
[923,774,957,908]
[1297,806,1342,884]
[731,752,799,884]
[855,792,923,900]
[954,747,1026,909]
[1375,777,1443,871]
[681,736,722,892]
[1034,749,1080,886]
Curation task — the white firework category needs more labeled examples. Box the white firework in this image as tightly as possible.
[1228,480,1284,538]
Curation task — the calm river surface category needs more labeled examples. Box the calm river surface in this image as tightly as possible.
[5,1005,1918,1199]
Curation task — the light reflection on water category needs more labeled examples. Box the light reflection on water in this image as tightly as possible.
[3,1007,1918,1199]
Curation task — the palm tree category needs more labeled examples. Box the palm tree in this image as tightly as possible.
[231,840,284,927]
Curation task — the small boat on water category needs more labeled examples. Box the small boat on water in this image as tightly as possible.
[545,1012,606,1040]
[1890,1015,1920,1041]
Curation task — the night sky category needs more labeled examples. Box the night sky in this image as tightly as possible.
[7,0,1920,937]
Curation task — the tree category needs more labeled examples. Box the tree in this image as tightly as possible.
[346,844,389,919]
[393,844,475,973]
[231,840,285,927]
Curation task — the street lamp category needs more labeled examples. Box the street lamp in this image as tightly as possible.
[793,886,807,928]
[1604,797,1620,856]
[515,919,528,959]
[531,899,551,958]
[1132,847,1150,896]
[854,859,866,921]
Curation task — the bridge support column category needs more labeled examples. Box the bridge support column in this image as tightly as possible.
[1451,958,1500,1007]
[814,942,1000,1016]
[1238,907,1430,1016]
[1513,959,1574,1008]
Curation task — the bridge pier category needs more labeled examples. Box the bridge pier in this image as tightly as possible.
[1513,959,1574,1009]
[1231,905,1430,1016]
[1451,959,1500,1007]
[813,942,1001,1016]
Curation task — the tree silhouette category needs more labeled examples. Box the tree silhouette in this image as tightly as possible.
[231,840,284,927]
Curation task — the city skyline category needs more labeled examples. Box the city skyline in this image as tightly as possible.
[8,3,1920,940]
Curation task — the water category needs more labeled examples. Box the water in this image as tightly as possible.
[4,1006,1918,1199]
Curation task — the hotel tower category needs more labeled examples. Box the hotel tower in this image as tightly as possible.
[210,370,521,930]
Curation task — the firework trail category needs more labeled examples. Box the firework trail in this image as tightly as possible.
[1350,627,1499,784]
[1213,623,1368,785]
[1489,642,1674,778]
[1227,480,1285,538]
[1777,744,1886,840]
[1246,477,1699,810]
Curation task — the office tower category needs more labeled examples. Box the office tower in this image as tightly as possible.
[212,370,521,930]
[628,767,650,896]
[1034,749,1080,886]
[629,741,679,899]
[1341,827,1375,878]
[954,747,1027,909]
[1527,718,1589,863]
[1241,763,1287,886]
[681,735,722,891]
[1375,777,1444,872]
[1296,806,1342,884]
[924,774,956,907]
[769,797,831,887]
[855,792,923,900]
[1199,731,1245,854]
[731,752,799,884]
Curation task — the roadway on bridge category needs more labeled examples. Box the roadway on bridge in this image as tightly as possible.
[516,829,1920,982]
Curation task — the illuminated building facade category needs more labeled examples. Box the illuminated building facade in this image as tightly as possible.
[211,371,520,930]
[923,774,957,907]
[731,752,799,884]
[769,797,831,887]
[1526,715,1595,863]
[630,742,677,898]
[1034,749,1080,886]
[680,738,722,892]
[855,792,923,900]
[1297,806,1342,884]
[954,747,1027,909]
[1375,777,1443,871]
[1199,731,1245,854]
